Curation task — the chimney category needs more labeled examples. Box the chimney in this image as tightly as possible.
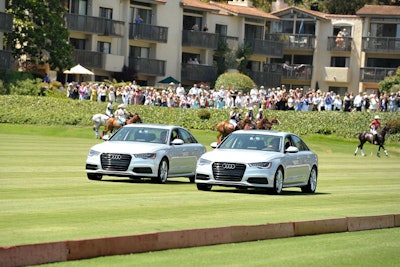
[227,0,253,7]
[272,0,288,12]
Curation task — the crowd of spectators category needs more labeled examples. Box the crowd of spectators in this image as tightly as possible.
[66,80,400,113]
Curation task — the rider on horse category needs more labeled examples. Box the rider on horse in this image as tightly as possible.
[114,104,129,125]
[256,108,264,123]
[229,106,241,130]
[106,100,114,117]
[369,115,381,144]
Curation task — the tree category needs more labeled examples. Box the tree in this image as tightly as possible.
[7,0,73,71]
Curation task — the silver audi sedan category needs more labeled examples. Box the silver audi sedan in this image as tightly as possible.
[195,130,318,194]
[86,124,206,183]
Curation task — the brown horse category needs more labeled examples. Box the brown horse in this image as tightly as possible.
[354,125,390,157]
[256,117,281,130]
[102,113,142,138]
[216,117,254,144]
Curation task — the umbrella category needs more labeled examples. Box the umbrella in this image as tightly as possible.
[64,64,94,83]
[158,76,180,84]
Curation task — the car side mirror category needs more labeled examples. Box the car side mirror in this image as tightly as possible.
[171,138,184,145]
[102,135,110,141]
[285,146,299,153]
[210,142,218,148]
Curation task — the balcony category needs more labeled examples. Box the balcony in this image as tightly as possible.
[249,71,281,88]
[129,23,168,43]
[360,67,397,82]
[71,50,103,69]
[129,57,166,76]
[327,36,352,51]
[281,63,312,80]
[0,12,13,32]
[65,13,124,37]
[362,37,400,53]
[182,30,219,50]
[267,34,315,51]
[218,36,239,50]
[245,39,283,57]
[0,50,12,70]
[323,67,351,83]
[181,63,217,83]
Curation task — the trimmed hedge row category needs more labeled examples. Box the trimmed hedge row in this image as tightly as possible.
[1,95,399,141]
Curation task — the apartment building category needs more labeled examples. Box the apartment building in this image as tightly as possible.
[0,1,13,71]
[29,1,400,94]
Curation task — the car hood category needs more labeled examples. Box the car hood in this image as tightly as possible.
[201,149,281,163]
[90,141,168,154]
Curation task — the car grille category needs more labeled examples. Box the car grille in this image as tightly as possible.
[101,153,132,171]
[212,162,246,181]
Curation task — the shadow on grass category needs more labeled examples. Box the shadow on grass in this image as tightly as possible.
[96,178,192,184]
[210,188,330,196]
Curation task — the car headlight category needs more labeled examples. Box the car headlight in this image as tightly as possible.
[134,153,156,159]
[248,162,272,169]
[88,149,101,157]
[198,158,212,166]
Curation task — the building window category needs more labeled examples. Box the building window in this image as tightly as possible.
[331,57,350,67]
[130,46,149,58]
[98,42,111,54]
[99,7,113,19]
[70,38,86,50]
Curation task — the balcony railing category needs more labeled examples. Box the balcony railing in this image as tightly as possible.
[65,13,124,37]
[245,39,283,57]
[360,67,397,82]
[362,37,400,53]
[182,30,219,50]
[129,57,166,76]
[327,36,352,51]
[0,12,13,32]
[181,63,217,82]
[129,23,168,43]
[249,71,281,88]
[71,50,103,69]
[0,50,12,70]
[263,63,312,81]
[267,33,315,51]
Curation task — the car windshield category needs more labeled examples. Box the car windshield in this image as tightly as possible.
[219,133,282,152]
[109,127,169,144]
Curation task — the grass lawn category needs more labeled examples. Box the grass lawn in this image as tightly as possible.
[0,124,399,266]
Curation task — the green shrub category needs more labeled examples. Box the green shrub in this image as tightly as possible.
[198,109,211,120]
[214,72,255,92]
[9,78,44,96]
[386,119,400,134]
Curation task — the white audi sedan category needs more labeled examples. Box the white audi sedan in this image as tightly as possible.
[86,124,206,183]
[195,130,318,194]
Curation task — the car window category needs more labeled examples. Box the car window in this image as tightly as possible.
[291,135,309,151]
[220,134,281,151]
[178,128,198,144]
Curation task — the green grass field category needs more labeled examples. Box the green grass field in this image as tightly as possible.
[0,124,399,266]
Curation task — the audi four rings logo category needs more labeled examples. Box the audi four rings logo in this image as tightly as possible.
[111,154,122,160]
[222,163,235,169]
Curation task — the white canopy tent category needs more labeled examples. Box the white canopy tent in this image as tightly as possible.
[63,64,94,83]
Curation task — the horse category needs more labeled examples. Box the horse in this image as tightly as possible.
[92,114,110,138]
[354,125,390,157]
[216,117,254,144]
[256,117,281,130]
[101,113,142,138]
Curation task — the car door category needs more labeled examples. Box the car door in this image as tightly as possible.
[176,128,201,173]
[167,128,185,174]
[289,135,311,183]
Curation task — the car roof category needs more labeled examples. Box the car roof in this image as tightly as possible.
[123,124,180,130]
[233,130,289,137]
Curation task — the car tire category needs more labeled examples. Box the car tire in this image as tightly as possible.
[301,166,317,193]
[157,158,169,184]
[271,167,284,194]
[188,176,195,183]
[196,183,212,191]
[87,173,102,180]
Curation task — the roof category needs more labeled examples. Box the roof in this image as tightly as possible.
[210,1,279,20]
[271,6,330,21]
[181,0,220,12]
[356,5,400,17]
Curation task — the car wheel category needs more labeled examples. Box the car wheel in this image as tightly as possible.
[301,167,317,193]
[87,173,102,180]
[197,183,212,191]
[272,167,284,194]
[157,158,169,184]
[188,176,195,183]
